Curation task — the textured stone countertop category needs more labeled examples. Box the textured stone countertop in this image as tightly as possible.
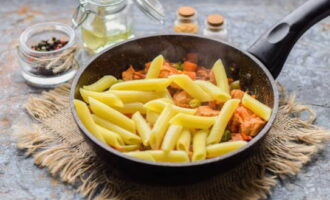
[0,0,329,199]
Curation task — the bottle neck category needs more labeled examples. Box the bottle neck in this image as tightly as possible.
[84,0,127,15]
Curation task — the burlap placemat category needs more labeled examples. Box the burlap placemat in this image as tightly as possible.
[16,84,330,200]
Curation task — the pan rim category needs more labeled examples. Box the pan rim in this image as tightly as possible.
[70,33,279,168]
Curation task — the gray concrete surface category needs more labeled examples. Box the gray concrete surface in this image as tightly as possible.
[0,0,329,199]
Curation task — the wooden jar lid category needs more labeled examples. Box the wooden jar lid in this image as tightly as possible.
[178,6,196,17]
[207,14,224,26]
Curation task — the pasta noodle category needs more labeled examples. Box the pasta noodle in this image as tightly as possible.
[207,99,240,145]
[170,113,216,129]
[124,151,155,161]
[146,55,164,79]
[83,75,117,92]
[108,90,162,103]
[206,141,247,158]
[89,97,136,132]
[242,93,272,121]
[169,74,212,102]
[114,102,146,114]
[132,111,152,146]
[80,88,124,107]
[73,100,106,143]
[194,80,231,103]
[144,99,196,115]
[110,78,171,91]
[146,110,159,125]
[97,125,124,147]
[161,125,183,152]
[192,129,208,161]
[212,59,230,94]
[149,104,175,149]
[148,150,190,162]
[92,115,141,145]
[176,129,191,153]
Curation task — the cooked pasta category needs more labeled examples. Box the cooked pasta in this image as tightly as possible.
[89,97,136,132]
[170,113,216,129]
[169,74,212,102]
[73,100,106,143]
[212,59,230,94]
[110,78,171,91]
[206,141,247,158]
[149,104,175,150]
[83,75,117,92]
[176,129,191,153]
[242,93,272,121]
[114,102,146,114]
[74,54,272,163]
[207,99,240,145]
[92,115,141,145]
[132,111,152,146]
[192,129,208,161]
[161,124,183,152]
[146,55,164,79]
[80,88,124,107]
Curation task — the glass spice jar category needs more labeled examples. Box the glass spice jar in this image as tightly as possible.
[174,6,199,33]
[18,22,78,88]
[203,14,228,40]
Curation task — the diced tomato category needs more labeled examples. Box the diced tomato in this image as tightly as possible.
[122,65,135,81]
[183,61,198,72]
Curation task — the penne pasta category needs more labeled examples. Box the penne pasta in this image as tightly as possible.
[212,59,230,94]
[89,97,136,132]
[192,129,208,161]
[146,110,159,125]
[132,112,152,146]
[176,129,191,153]
[124,151,155,161]
[148,150,190,162]
[194,80,231,103]
[83,75,117,92]
[169,74,212,102]
[73,100,106,143]
[149,104,175,150]
[117,144,140,152]
[110,78,171,91]
[206,141,247,158]
[146,55,164,79]
[80,88,124,107]
[97,125,124,148]
[207,99,240,145]
[242,93,272,121]
[144,99,196,115]
[169,113,216,129]
[114,102,146,114]
[161,124,183,152]
[92,115,141,145]
[108,90,162,103]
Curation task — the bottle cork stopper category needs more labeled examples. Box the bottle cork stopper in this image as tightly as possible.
[178,6,196,17]
[207,14,224,26]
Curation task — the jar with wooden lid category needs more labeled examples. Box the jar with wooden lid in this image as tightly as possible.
[203,14,227,40]
[174,6,199,33]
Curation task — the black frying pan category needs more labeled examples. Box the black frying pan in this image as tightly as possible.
[70,0,330,184]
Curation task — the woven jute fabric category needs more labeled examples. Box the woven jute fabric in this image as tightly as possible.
[16,84,330,200]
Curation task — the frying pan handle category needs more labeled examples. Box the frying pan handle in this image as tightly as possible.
[248,0,330,78]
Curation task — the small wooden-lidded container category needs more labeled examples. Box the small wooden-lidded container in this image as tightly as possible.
[174,6,199,33]
[203,14,227,40]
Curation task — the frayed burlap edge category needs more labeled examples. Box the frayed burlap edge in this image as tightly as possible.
[16,83,330,200]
